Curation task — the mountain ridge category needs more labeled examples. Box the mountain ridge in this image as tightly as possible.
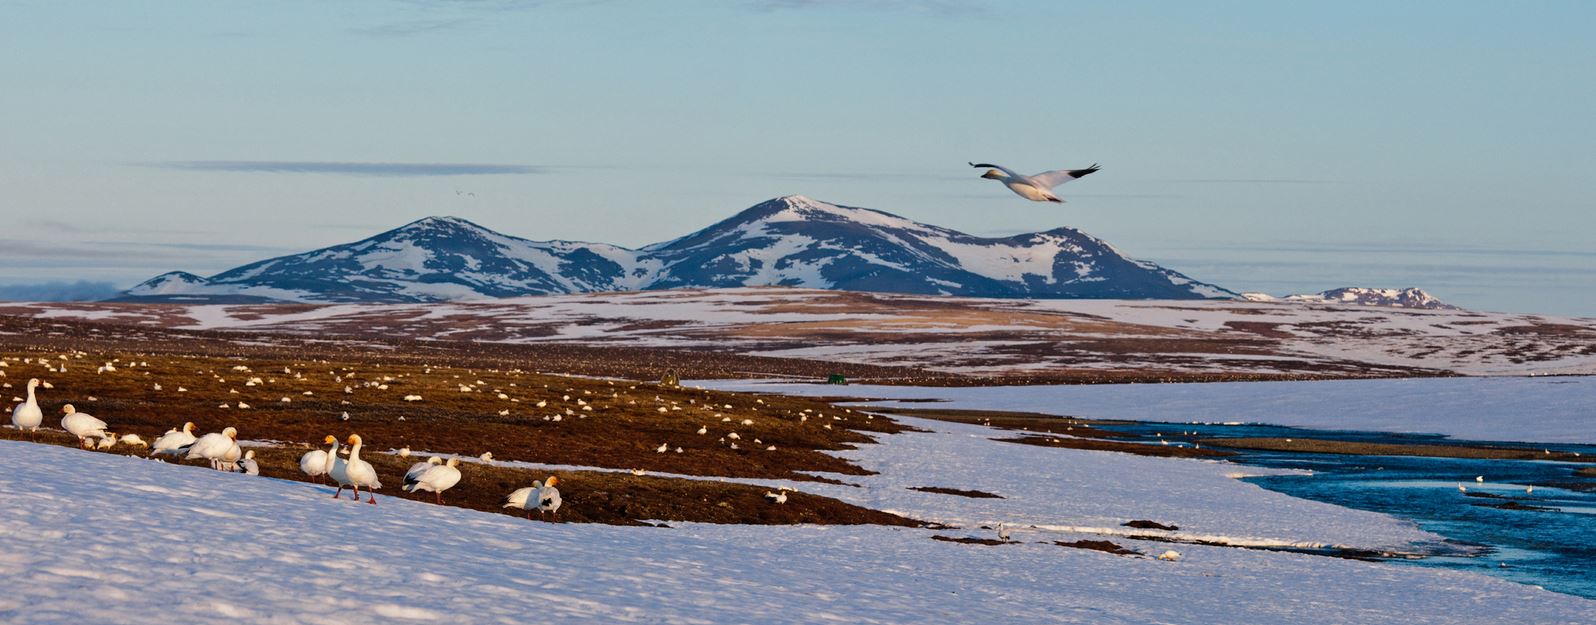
[119,195,1235,303]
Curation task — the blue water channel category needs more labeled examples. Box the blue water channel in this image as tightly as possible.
[1095,421,1596,599]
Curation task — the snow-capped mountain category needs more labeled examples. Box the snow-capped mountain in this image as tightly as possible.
[119,195,1234,303]
[1241,288,1459,310]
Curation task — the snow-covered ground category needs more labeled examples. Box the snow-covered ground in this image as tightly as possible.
[707,376,1596,445]
[8,391,1596,624]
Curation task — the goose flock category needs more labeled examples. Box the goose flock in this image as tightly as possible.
[6,380,582,519]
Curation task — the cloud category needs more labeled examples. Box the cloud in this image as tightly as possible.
[148,161,546,177]
[0,280,123,302]
[348,18,471,37]
[745,0,987,15]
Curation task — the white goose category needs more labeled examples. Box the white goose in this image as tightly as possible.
[61,405,109,449]
[969,161,1100,203]
[9,378,43,434]
[179,426,238,470]
[118,433,148,448]
[337,434,381,504]
[404,456,442,484]
[300,435,338,483]
[151,422,198,456]
[503,476,562,521]
[232,449,259,475]
[403,457,462,504]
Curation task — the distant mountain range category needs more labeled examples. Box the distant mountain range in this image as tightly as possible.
[119,196,1236,304]
[1240,287,1459,310]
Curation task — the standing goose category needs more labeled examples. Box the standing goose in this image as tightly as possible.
[10,378,43,435]
[502,480,542,520]
[969,161,1100,203]
[537,476,563,521]
[342,434,381,504]
[404,456,442,484]
[300,435,337,483]
[179,427,238,470]
[151,422,198,456]
[403,457,462,504]
[61,405,109,449]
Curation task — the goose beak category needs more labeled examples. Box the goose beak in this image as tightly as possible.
[980,171,1001,180]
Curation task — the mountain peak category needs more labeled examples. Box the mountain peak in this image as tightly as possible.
[117,197,1236,303]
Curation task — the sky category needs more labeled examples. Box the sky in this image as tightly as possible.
[1,0,1592,315]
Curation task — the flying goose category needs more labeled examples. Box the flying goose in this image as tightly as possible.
[969,161,1100,203]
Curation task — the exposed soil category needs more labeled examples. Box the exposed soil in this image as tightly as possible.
[867,407,1136,438]
[1205,438,1596,463]
[1000,435,1237,459]
[1054,540,1140,556]
[0,429,920,527]
[1122,520,1179,531]
[1474,501,1560,512]
[931,535,1008,546]
[1577,467,1596,478]
[908,486,1004,499]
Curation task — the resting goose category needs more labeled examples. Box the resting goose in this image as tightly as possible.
[151,422,198,456]
[403,457,462,504]
[9,378,43,434]
[179,427,238,470]
[61,405,109,449]
[969,161,1100,203]
[300,436,337,483]
[95,434,117,450]
[235,450,259,476]
[118,433,148,448]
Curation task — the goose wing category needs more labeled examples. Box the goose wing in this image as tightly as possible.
[968,162,1024,179]
[1028,164,1100,189]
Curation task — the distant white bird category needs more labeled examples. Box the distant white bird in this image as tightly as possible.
[655,442,669,453]
[397,446,411,458]
[60,405,109,449]
[9,378,43,434]
[478,451,494,464]
[969,161,1100,203]
[1457,483,1467,493]
[300,435,337,482]
[764,488,789,505]
[1157,549,1183,562]
[1476,476,1484,483]
[151,422,197,455]
[696,425,707,435]
[403,457,462,504]
[95,434,117,450]
[235,450,259,475]
[179,426,239,470]
[997,523,1010,541]
[118,433,147,448]
[1526,486,1535,495]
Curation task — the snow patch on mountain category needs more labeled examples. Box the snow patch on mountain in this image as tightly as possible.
[122,196,1234,303]
[1242,288,1458,310]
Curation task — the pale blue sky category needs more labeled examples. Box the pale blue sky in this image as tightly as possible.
[1,1,1592,314]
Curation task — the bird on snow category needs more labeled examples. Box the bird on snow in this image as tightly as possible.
[61,404,109,449]
[300,435,337,483]
[997,523,1011,541]
[969,161,1100,203]
[331,434,381,504]
[9,378,43,435]
[403,457,462,504]
[151,422,198,456]
[179,426,239,470]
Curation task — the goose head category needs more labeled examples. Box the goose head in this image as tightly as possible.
[183,422,196,434]
[346,434,363,446]
[979,169,1006,180]
[544,475,559,487]
[27,377,40,390]
[445,457,460,468]
[323,434,337,445]
[243,449,256,460]
[61,404,77,415]
[223,427,238,439]
[427,456,442,466]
